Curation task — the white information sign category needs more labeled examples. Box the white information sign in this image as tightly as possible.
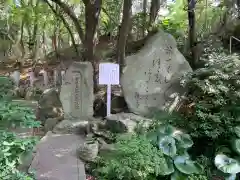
[99,63,119,85]
[99,63,120,116]
[12,70,20,86]
[29,71,34,87]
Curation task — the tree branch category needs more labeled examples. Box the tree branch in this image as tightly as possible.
[45,0,80,56]
[43,0,85,43]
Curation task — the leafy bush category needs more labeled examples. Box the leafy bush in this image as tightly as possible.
[188,174,208,180]
[94,134,166,180]
[93,124,207,180]
[177,52,240,140]
[146,124,205,179]
[213,125,240,179]
[0,77,41,179]
[0,101,40,179]
[0,76,15,99]
[0,131,38,180]
[0,100,41,129]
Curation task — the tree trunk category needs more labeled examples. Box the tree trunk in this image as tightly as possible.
[116,0,132,73]
[142,0,147,37]
[82,0,102,93]
[187,0,197,69]
[82,0,102,61]
[19,19,25,58]
[31,0,40,61]
[149,0,160,28]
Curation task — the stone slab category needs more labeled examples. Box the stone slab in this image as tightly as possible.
[60,61,93,119]
[121,30,192,115]
[29,132,86,180]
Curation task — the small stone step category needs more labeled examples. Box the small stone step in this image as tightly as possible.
[12,99,38,109]
[29,132,86,180]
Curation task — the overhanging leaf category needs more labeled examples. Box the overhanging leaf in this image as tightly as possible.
[174,156,203,174]
[216,145,232,155]
[146,131,158,146]
[214,154,240,174]
[170,170,188,180]
[234,126,240,138]
[224,173,237,180]
[232,138,240,154]
[158,125,175,136]
[159,136,177,157]
[158,157,175,176]
[174,133,193,149]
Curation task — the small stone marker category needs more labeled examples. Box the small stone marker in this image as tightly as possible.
[60,61,94,119]
[53,69,58,86]
[28,71,34,87]
[61,70,65,84]
[12,70,20,86]
[99,63,120,117]
[42,69,48,86]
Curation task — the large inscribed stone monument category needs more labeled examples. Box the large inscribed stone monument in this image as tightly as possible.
[60,61,94,119]
[121,30,192,115]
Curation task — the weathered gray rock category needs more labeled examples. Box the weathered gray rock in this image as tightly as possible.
[25,87,35,100]
[105,113,152,133]
[18,86,26,98]
[97,138,115,156]
[25,87,42,100]
[60,61,94,119]
[53,119,89,134]
[121,30,192,116]
[18,151,35,173]
[29,132,86,180]
[37,88,63,124]
[44,117,61,133]
[76,140,99,162]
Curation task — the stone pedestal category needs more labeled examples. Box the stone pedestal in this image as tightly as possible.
[60,61,94,120]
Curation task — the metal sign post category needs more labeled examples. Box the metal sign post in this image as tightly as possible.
[12,70,20,86]
[230,36,240,54]
[99,63,120,117]
[28,71,34,87]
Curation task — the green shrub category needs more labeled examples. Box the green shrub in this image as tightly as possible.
[0,77,41,179]
[0,100,41,129]
[0,102,40,180]
[188,174,208,180]
[212,125,240,179]
[94,134,166,180]
[93,124,207,180]
[146,124,205,179]
[177,52,240,140]
[0,131,38,180]
[0,76,15,99]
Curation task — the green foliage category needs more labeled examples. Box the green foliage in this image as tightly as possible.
[188,174,208,180]
[147,124,204,179]
[0,77,40,179]
[99,0,123,36]
[176,52,240,140]
[213,125,240,178]
[94,134,165,180]
[0,100,41,129]
[0,131,37,180]
[93,124,206,180]
[0,100,40,179]
[157,0,226,53]
[0,76,15,99]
